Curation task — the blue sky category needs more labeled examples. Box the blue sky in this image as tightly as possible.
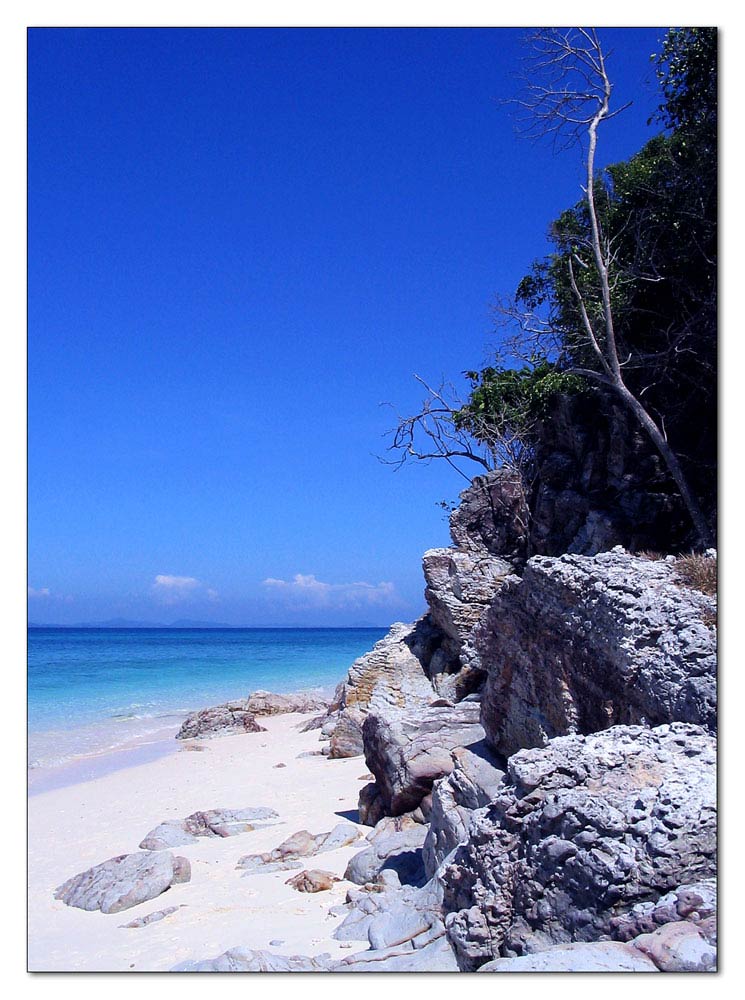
[28,26,666,626]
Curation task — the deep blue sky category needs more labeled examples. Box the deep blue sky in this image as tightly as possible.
[28,27,666,626]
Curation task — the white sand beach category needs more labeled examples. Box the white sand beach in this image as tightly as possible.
[27,714,370,972]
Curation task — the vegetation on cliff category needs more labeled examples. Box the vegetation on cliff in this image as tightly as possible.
[389,27,717,550]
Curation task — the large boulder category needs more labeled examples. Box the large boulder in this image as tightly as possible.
[344,822,428,886]
[243,690,328,716]
[55,851,191,914]
[474,549,716,757]
[362,701,485,817]
[440,723,716,969]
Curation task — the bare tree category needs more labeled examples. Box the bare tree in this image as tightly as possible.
[513,28,713,547]
[382,373,537,483]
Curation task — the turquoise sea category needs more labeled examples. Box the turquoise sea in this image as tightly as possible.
[28,627,386,771]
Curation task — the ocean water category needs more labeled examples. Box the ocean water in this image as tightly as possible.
[28,627,386,770]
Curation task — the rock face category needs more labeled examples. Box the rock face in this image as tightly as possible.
[362,701,485,817]
[327,709,365,758]
[423,745,505,878]
[422,548,512,700]
[440,723,716,969]
[474,549,716,758]
[478,941,659,972]
[449,469,529,561]
[139,807,279,850]
[176,703,266,740]
[55,851,191,914]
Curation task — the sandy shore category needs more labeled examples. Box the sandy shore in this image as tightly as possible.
[28,713,370,972]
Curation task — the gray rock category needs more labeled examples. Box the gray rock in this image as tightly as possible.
[440,724,716,969]
[244,690,328,717]
[424,745,506,877]
[237,822,360,874]
[478,941,659,972]
[176,703,266,740]
[120,905,183,928]
[139,807,279,850]
[332,933,459,972]
[362,700,485,817]
[55,851,191,914]
[172,948,332,972]
[610,878,717,942]
[475,549,716,757]
[328,710,365,758]
[422,547,512,699]
[345,824,428,886]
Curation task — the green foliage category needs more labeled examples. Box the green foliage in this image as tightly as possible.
[454,362,585,448]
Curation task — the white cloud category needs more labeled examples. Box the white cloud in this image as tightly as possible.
[262,573,396,608]
[151,575,218,605]
[27,586,51,598]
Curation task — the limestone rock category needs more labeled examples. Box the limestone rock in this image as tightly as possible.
[176,703,266,740]
[610,878,717,942]
[362,700,485,817]
[55,851,191,914]
[285,869,340,893]
[440,724,716,969]
[478,941,659,972]
[139,807,279,850]
[475,549,716,757]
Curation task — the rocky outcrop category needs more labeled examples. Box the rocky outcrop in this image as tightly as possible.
[440,723,716,969]
[176,702,266,740]
[474,548,716,757]
[55,851,191,914]
[139,807,279,850]
[327,709,365,758]
[177,691,327,740]
[479,941,659,972]
[361,700,485,817]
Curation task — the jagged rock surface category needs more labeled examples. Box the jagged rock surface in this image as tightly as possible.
[55,851,191,914]
[440,724,716,969]
[139,807,279,850]
[362,701,485,817]
[474,549,716,757]
[243,690,328,716]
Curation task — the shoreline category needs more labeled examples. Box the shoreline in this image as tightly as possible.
[28,709,368,972]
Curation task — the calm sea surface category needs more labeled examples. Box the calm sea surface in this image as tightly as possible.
[28,627,386,769]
